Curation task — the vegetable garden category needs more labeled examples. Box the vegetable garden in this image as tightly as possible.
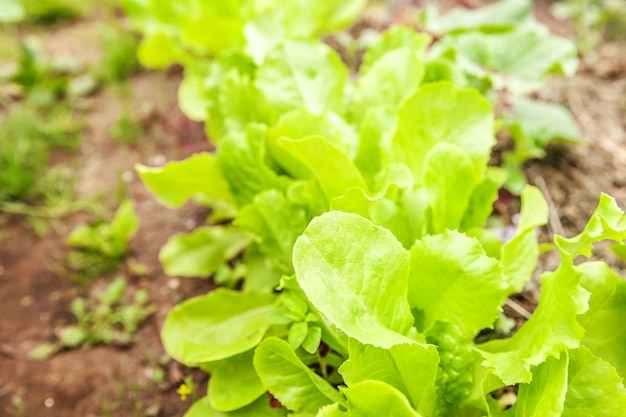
[1,0,626,416]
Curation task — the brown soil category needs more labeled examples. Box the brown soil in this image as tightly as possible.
[1,2,625,417]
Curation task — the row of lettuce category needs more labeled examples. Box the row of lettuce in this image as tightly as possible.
[122,1,626,416]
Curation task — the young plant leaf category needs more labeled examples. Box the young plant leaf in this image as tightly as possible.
[254,337,344,414]
[339,339,439,411]
[293,211,415,348]
[392,82,494,182]
[234,189,308,275]
[422,143,480,234]
[562,347,626,416]
[409,230,507,337]
[255,40,346,116]
[341,380,422,417]
[578,262,626,381]
[514,352,569,417]
[208,349,266,412]
[161,289,276,364]
[501,185,549,294]
[137,152,236,209]
[159,226,252,278]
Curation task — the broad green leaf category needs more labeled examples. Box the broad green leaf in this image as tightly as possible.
[342,380,422,417]
[409,230,507,337]
[557,193,626,258]
[209,350,265,412]
[276,136,368,204]
[329,164,414,247]
[137,153,235,209]
[159,226,252,277]
[478,253,588,384]
[269,109,358,159]
[293,211,415,348]
[392,82,494,181]
[351,34,427,124]
[562,347,626,416]
[504,96,582,148]
[282,0,367,38]
[256,40,347,116]
[137,30,184,69]
[501,186,549,293]
[241,243,283,292]
[514,352,568,417]
[422,143,480,234]
[0,0,25,23]
[353,107,397,185]
[201,53,272,139]
[578,262,626,381]
[339,340,439,410]
[184,395,287,417]
[438,28,578,93]
[162,289,275,364]
[460,167,506,230]
[423,0,532,34]
[244,8,285,64]
[179,1,245,55]
[178,72,209,121]
[254,337,344,414]
[360,26,431,75]
[217,126,291,207]
[330,187,412,249]
[235,190,308,274]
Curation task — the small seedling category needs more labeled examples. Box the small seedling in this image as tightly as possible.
[29,277,155,359]
[64,200,139,283]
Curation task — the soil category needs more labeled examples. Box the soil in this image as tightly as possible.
[1,2,625,416]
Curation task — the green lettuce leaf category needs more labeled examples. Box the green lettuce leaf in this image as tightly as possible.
[209,349,266,411]
[275,136,368,205]
[578,262,626,381]
[217,126,291,207]
[360,26,431,75]
[339,339,439,411]
[235,189,308,274]
[478,255,587,385]
[422,0,532,34]
[159,226,252,278]
[562,347,626,416]
[501,185,549,293]
[392,82,494,182]
[409,230,507,337]
[436,28,578,93]
[514,353,569,417]
[254,337,344,414]
[255,40,347,117]
[422,143,480,234]
[162,289,275,364]
[293,211,415,348]
[341,380,422,417]
[136,152,235,210]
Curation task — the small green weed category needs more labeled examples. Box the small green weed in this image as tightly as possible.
[64,200,139,283]
[0,107,78,201]
[98,27,139,85]
[29,277,155,359]
[21,0,88,25]
[107,108,143,144]
[554,0,626,52]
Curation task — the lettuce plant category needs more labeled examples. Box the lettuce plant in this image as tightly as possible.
[121,1,626,416]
